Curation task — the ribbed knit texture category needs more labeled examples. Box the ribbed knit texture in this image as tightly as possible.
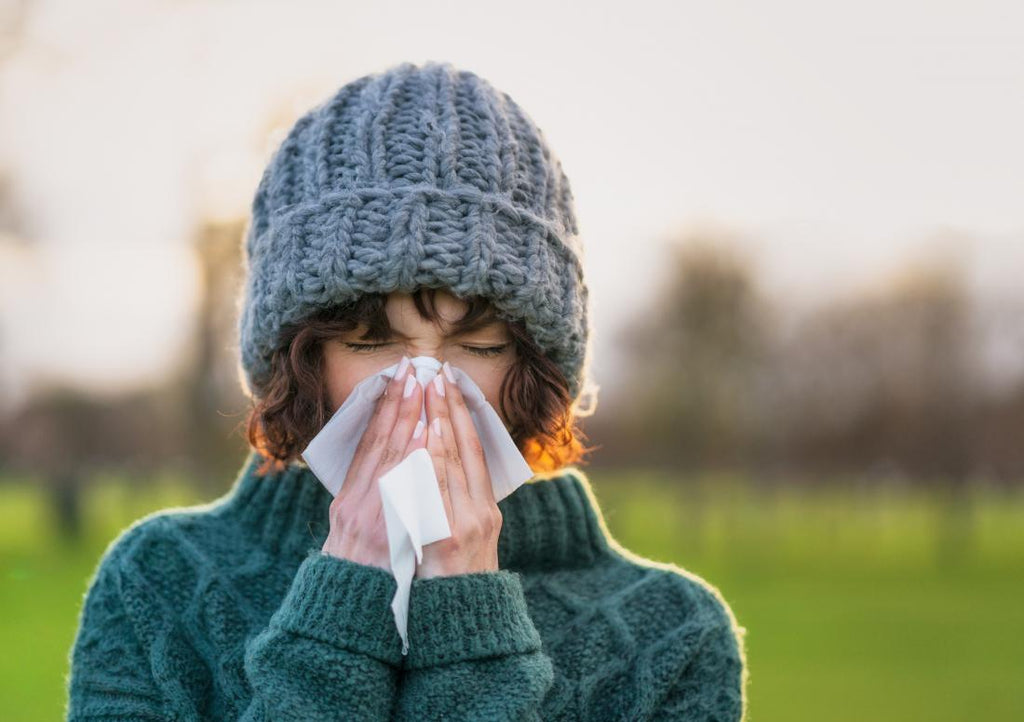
[237,60,592,402]
[66,452,748,720]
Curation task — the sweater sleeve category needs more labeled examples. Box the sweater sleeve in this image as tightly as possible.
[391,569,555,721]
[67,543,406,721]
[239,551,404,721]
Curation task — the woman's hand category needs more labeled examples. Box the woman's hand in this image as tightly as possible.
[417,361,502,579]
[322,356,425,571]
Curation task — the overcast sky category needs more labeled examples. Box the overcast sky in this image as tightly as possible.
[1,0,1021,410]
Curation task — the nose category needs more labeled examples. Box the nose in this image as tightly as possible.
[402,347,445,363]
[401,350,447,376]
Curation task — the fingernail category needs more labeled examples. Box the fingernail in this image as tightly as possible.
[413,420,425,439]
[396,355,411,380]
[431,417,442,436]
[403,373,418,398]
[442,361,455,384]
[433,373,445,397]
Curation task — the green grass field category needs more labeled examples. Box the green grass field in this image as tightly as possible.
[1,468,1022,721]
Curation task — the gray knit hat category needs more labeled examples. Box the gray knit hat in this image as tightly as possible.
[237,60,591,402]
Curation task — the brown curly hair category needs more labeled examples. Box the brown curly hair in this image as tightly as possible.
[243,287,597,477]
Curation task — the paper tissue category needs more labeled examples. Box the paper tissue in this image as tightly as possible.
[301,355,535,654]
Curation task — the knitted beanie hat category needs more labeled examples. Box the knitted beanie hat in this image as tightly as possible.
[237,60,591,402]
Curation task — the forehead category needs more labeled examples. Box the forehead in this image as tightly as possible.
[377,291,506,335]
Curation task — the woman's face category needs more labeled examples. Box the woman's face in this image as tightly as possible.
[322,290,516,421]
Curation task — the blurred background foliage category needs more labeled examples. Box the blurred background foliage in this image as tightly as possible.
[2,1,1023,721]
[2,224,1023,720]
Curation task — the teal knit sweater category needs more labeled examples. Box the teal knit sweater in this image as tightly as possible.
[66,452,748,720]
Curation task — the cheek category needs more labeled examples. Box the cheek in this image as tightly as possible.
[323,353,394,411]
[453,359,512,412]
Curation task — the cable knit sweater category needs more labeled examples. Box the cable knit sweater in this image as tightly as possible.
[66,452,748,720]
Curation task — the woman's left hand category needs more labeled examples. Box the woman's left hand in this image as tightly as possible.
[411,361,502,578]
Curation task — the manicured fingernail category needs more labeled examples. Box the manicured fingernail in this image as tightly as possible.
[396,355,411,380]
[433,373,445,397]
[403,373,418,398]
[431,417,442,436]
[443,361,455,384]
[413,420,425,439]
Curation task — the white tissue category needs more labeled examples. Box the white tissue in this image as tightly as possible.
[300,355,535,654]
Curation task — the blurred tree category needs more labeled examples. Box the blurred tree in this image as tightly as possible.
[612,232,773,472]
[773,257,979,562]
[171,218,251,489]
[0,385,187,539]
[0,217,252,535]
[777,259,978,482]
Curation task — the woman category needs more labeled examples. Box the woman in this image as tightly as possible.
[66,60,748,721]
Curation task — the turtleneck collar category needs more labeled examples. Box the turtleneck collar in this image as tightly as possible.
[217,451,614,572]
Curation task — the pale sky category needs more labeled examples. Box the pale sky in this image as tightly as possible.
[1,0,1022,411]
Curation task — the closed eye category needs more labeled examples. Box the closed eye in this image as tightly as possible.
[344,342,509,358]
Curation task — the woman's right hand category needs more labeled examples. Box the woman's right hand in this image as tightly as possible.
[321,356,426,570]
